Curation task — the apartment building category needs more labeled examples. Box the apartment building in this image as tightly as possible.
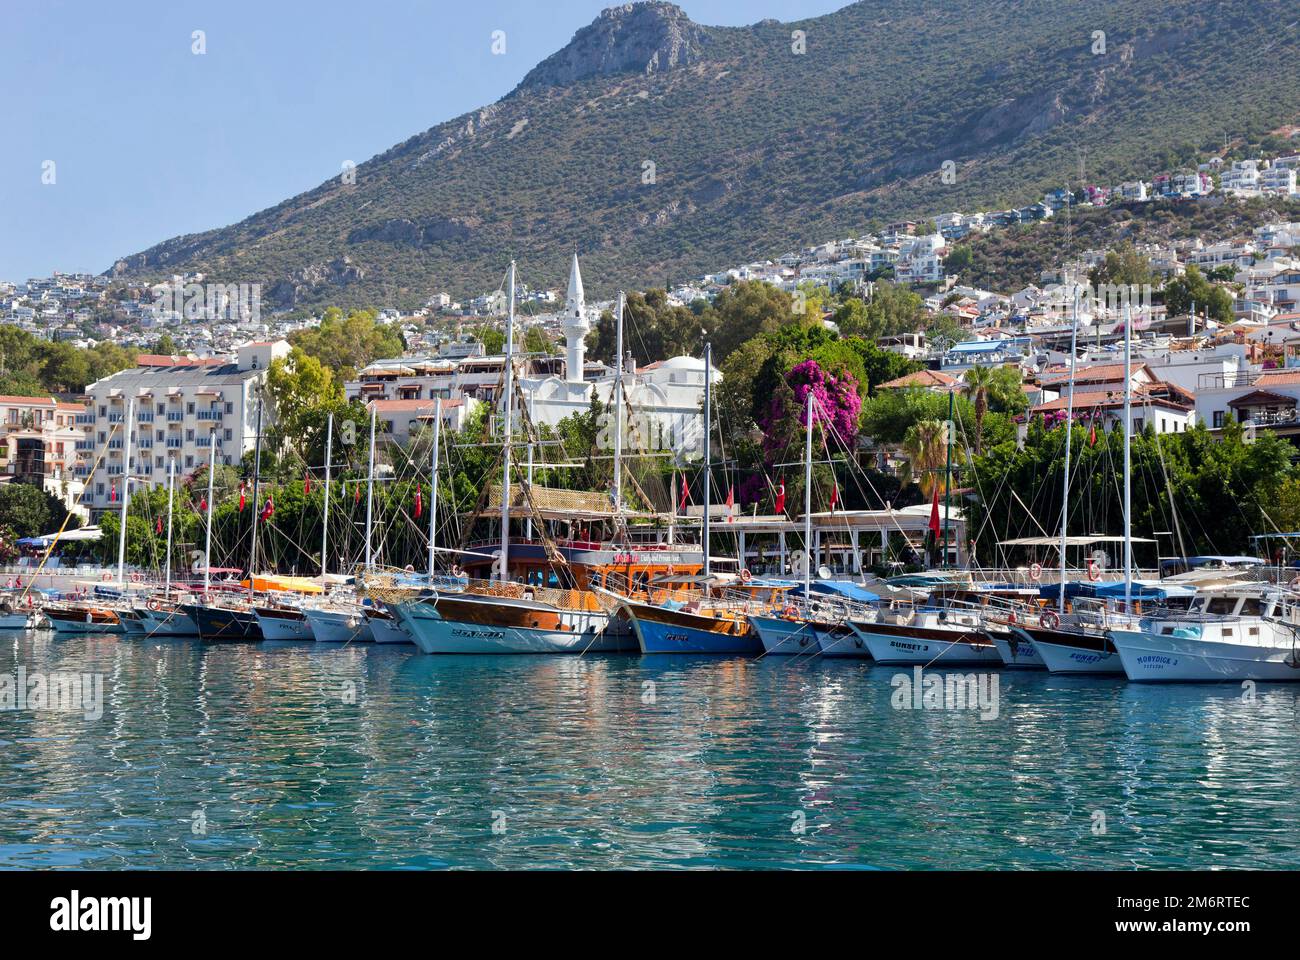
[75,341,288,518]
[0,395,86,505]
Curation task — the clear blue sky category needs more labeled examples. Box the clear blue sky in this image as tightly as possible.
[1,0,845,282]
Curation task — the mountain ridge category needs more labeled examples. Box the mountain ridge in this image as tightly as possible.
[109,0,1300,308]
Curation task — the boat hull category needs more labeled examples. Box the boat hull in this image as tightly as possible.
[749,613,822,656]
[365,611,413,645]
[0,613,31,630]
[137,605,199,636]
[817,622,873,658]
[991,629,1046,669]
[181,604,264,642]
[45,608,124,634]
[393,597,616,654]
[254,607,314,641]
[1020,625,1123,675]
[304,607,373,643]
[1109,627,1300,682]
[847,619,1000,665]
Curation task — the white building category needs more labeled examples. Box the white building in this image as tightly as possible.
[76,341,289,517]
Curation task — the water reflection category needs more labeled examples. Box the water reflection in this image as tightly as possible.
[1,633,1298,869]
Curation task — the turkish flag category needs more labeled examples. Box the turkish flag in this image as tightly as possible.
[1088,419,1097,447]
[829,483,839,512]
[260,496,274,521]
[928,485,941,538]
[238,482,246,512]
[414,486,423,519]
[155,517,162,535]
[678,473,689,513]
[354,483,361,505]
[199,496,208,512]
[304,472,311,495]
[774,480,785,515]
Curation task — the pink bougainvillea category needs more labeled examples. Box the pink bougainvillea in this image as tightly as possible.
[759,359,861,464]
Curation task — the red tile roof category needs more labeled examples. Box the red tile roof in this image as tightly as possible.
[0,395,55,405]
[878,369,959,390]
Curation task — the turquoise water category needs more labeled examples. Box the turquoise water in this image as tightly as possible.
[3,631,1300,870]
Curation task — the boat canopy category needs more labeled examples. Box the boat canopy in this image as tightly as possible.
[243,575,326,594]
[997,534,1155,547]
[1037,580,1196,601]
[17,526,104,546]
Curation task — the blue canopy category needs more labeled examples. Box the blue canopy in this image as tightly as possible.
[749,578,880,604]
[1038,580,1195,601]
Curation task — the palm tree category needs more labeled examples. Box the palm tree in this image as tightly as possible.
[900,418,949,498]
[962,365,993,456]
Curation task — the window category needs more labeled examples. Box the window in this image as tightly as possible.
[185,456,193,467]
[186,402,194,414]
[156,430,163,441]
[1213,411,1225,428]
[185,429,194,441]
[156,457,163,468]
[1133,417,1144,432]
[98,431,105,442]
[157,403,165,415]
[96,483,104,495]
[224,429,232,441]
[225,402,233,414]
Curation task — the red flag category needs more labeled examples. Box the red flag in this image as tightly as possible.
[304,472,311,495]
[414,486,423,519]
[260,496,274,521]
[238,482,246,512]
[725,486,734,508]
[110,482,117,502]
[155,517,162,535]
[774,480,786,515]
[678,473,689,513]
[199,495,208,512]
[1088,420,1097,447]
[830,483,839,512]
[928,485,941,538]
[354,483,361,505]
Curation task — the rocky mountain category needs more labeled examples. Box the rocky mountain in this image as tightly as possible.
[110,0,1300,309]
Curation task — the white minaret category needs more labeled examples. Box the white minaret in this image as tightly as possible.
[563,251,590,384]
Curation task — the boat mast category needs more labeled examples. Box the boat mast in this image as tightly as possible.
[703,341,712,580]
[804,390,813,606]
[247,395,264,598]
[164,456,175,598]
[499,261,516,583]
[116,397,135,587]
[943,386,953,568]
[1058,289,1081,615]
[427,401,442,579]
[1123,303,1133,607]
[320,412,333,578]
[364,402,377,572]
[203,426,216,594]
[613,291,625,533]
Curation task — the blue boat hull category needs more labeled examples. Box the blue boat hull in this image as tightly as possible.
[631,613,761,655]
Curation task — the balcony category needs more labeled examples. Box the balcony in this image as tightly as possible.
[196,409,223,421]
[74,440,94,451]
[107,439,123,449]
[107,413,124,423]
[75,414,95,425]
[138,412,154,423]
[166,412,185,422]
[165,439,183,449]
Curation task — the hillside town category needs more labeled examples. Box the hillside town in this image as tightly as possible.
[4,144,1300,533]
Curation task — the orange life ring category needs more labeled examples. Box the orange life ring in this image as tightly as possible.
[1042,611,1060,630]
[740,568,752,583]
[1029,563,1042,581]
[101,573,111,582]
[130,571,143,583]
[783,605,799,618]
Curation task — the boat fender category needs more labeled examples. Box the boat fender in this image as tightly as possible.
[1007,611,1017,624]
[1029,563,1042,581]
[1041,611,1059,630]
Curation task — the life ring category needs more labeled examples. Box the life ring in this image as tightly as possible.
[450,564,463,578]
[1042,611,1060,630]
[130,571,143,583]
[784,605,799,618]
[101,573,111,582]
[404,564,415,574]
[1007,610,1017,624]
[1029,563,1042,581]
[740,568,752,583]
[1087,561,1101,582]
[1290,576,1300,591]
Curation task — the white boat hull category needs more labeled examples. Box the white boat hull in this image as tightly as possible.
[0,613,31,630]
[992,633,1045,669]
[304,607,374,643]
[749,614,821,656]
[817,623,873,658]
[1024,632,1124,674]
[1110,627,1300,682]
[255,610,314,641]
[848,621,1001,665]
[366,612,413,645]
[137,605,199,636]
[393,599,616,654]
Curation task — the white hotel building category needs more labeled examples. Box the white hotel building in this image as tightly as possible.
[76,341,288,518]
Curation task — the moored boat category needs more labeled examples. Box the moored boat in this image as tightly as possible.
[181,601,264,641]
[363,606,413,645]
[304,604,373,643]
[43,603,124,634]
[254,603,314,641]
[847,607,1000,665]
